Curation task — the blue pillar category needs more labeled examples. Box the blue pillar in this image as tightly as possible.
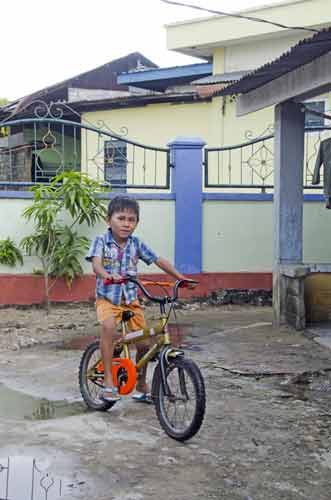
[274,101,305,265]
[273,101,305,327]
[168,137,205,274]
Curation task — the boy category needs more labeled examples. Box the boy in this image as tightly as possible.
[86,196,189,403]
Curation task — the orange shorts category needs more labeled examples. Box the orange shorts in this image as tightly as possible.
[95,298,146,331]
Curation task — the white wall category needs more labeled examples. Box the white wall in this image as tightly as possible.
[224,34,302,73]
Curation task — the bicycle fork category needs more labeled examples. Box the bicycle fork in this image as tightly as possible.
[158,347,187,399]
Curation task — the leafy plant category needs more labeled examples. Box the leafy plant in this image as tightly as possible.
[0,238,23,267]
[48,226,90,287]
[21,171,107,311]
[0,98,9,138]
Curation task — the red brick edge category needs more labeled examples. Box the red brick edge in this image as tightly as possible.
[0,272,272,306]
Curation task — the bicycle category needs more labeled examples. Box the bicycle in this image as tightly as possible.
[79,276,206,441]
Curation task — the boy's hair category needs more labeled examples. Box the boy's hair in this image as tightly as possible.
[107,196,140,221]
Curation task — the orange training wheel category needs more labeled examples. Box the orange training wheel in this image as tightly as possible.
[111,358,137,395]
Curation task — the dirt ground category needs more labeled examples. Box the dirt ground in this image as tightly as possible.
[0,302,331,500]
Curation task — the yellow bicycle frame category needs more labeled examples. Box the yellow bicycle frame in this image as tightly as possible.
[118,314,171,373]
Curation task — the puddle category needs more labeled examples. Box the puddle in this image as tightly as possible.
[62,324,204,351]
[0,455,89,499]
[0,456,63,500]
[255,380,311,402]
[257,373,331,403]
[283,373,331,402]
[63,335,97,350]
[279,383,310,401]
[0,384,86,421]
[308,323,331,349]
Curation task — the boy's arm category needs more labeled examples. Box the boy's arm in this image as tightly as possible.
[155,257,187,281]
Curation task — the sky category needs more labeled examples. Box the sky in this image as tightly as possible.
[1,0,289,101]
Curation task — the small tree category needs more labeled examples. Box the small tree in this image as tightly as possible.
[0,98,9,138]
[21,172,107,311]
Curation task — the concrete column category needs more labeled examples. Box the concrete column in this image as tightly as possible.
[168,137,205,274]
[273,101,305,327]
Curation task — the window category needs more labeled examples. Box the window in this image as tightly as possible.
[104,140,127,190]
[305,100,326,128]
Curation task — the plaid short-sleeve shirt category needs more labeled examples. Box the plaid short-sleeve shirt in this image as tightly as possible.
[86,230,158,305]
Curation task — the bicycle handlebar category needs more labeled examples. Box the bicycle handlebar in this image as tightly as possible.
[103,276,198,304]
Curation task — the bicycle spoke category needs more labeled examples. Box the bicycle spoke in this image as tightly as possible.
[84,347,104,402]
[159,362,198,433]
[178,367,189,400]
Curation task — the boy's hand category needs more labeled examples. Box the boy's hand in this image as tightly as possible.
[180,278,198,290]
[104,273,125,285]
[112,273,124,283]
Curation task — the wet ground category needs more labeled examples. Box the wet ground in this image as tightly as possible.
[0,303,331,499]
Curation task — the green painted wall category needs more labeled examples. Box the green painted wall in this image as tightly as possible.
[203,200,273,272]
[0,199,175,274]
[303,204,331,263]
[1,198,331,275]
[202,200,331,272]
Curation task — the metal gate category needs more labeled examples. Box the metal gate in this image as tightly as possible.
[0,100,171,191]
[204,125,330,192]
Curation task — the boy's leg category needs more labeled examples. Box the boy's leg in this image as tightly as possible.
[128,301,150,394]
[96,299,121,400]
[136,341,150,394]
[100,315,117,393]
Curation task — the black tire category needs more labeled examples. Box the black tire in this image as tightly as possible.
[152,357,206,441]
[78,340,115,411]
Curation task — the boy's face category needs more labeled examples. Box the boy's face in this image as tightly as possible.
[107,209,138,242]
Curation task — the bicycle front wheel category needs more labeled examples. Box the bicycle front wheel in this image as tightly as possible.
[152,357,206,441]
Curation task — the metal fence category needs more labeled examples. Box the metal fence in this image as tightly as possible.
[204,126,331,191]
[0,101,171,191]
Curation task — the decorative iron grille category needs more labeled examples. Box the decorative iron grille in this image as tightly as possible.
[204,125,331,191]
[0,101,171,191]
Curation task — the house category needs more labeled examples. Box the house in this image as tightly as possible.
[0,52,158,185]
[2,0,331,305]
[3,0,329,188]
[71,0,331,190]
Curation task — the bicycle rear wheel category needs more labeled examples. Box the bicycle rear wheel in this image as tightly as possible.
[78,340,115,411]
[152,357,206,441]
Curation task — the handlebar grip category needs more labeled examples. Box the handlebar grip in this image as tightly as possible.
[104,277,126,285]
[178,279,199,288]
[104,278,113,285]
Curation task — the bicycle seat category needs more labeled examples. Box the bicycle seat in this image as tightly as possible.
[122,310,135,322]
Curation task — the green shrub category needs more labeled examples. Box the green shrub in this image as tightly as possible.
[0,238,23,267]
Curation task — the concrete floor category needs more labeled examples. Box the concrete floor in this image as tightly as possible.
[1,304,331,500]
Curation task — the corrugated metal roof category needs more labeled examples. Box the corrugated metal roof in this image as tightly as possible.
[192,71,249,85]
[69,91,211,112]
[0,52,158,117]
[216,28,331,96]
[117,63,212,91]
